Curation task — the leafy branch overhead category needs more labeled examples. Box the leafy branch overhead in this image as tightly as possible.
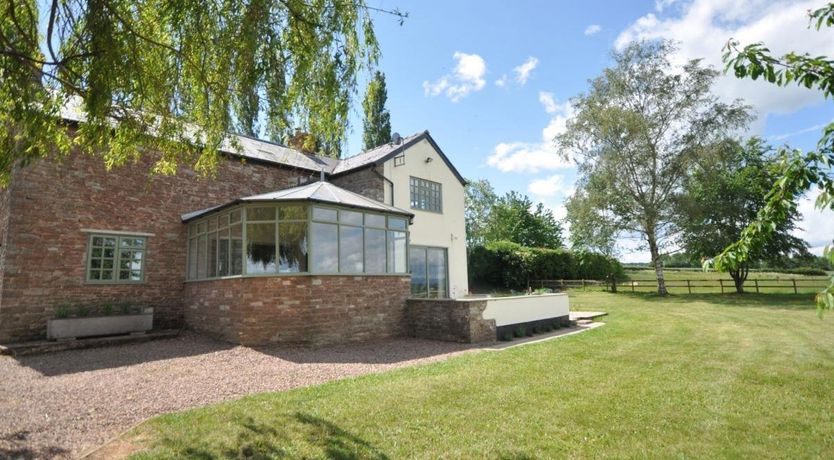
[714,2,834,311]
[0,0,407,184]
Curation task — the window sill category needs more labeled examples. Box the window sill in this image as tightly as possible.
[184,272,411,283]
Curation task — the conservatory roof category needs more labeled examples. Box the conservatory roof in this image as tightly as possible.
[181,181,413,222]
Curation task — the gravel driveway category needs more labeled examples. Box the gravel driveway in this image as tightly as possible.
[0,332,480,459]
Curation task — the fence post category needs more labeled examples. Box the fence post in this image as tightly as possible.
[719,279,724,294]
[754,279,759,293]
[687,279,691,294]
[631,280,635,292]
[582,279,586,291]
[560,279,564,290]
[793,279,798,294]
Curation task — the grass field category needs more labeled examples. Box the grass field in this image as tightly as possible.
[617,269,830,294]
[125,292,834,459]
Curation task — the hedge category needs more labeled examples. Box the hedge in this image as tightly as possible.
[468,241,625,290]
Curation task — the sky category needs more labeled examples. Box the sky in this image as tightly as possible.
[342,0,834,262]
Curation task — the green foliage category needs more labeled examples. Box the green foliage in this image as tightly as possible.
[464,178,498,248]
[781,267,830,277]
[76,305,90,317]
[513,325,526,338]
[677,137,809,292]
[54,305,70,319]
[1,1,401,184]
[101,303,114,316]
[559,40,752,295]
[465,181,564,249]
[716,3,834,312]
[468,241,622,290]
[361,71,392,149]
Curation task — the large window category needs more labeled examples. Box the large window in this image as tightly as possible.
[409,246,448,298]
[410,177,442,213]
[187,204,409,280]
[87,234,146,283]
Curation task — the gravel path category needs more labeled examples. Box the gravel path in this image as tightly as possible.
[0,332,480,459]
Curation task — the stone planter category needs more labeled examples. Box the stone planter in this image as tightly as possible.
[47,309,153,340]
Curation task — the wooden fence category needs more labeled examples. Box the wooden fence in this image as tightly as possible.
[534,278,830,294]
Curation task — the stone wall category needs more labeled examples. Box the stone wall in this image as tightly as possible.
[406,298,496,343]
[330,165,385,202]
[0,150,319,342]
[184,275,411,346]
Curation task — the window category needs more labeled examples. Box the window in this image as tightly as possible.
[409,246,448,298]
[186,204,409,279]
[410,177,442,213]
[87,234,146,283]
[394,154,405,167]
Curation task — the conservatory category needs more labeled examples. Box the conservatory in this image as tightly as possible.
[182,181,411,280]
[179,181,414,346]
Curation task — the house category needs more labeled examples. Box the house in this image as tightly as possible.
[0,126,469,346]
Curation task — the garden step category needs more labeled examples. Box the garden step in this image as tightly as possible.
[0,329,180,356]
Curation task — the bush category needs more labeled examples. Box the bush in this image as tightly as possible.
[779,267,829,277]
[514,325,526,338]
[468,241,624,290]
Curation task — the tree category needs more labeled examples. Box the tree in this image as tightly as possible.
[677,138,808,293]
[483,191,563,248]
[464,178,497,248]
[464,180,563,249]
[714,3,834,311]
[0,1,407,183]
[557,40,751,295]
[362,70,392,149]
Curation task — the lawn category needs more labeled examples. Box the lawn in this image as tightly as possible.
[125,292,834,459]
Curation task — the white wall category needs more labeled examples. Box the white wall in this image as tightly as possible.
[481,293,570,326]
[382,139,469,298]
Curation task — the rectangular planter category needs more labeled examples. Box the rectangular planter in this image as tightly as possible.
[47,310,153,340]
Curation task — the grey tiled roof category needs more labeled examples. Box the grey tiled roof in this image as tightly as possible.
[58,100,464,183]
[331,132,424,174]
[181,181,413,222]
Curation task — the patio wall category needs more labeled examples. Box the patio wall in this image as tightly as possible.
[406,293,570,343]
[184,275,411,346]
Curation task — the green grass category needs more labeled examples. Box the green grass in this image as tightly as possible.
[127,292,834,459]
[619,269,830,295]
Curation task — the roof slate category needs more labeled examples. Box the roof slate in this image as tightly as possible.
[181,181,413,222]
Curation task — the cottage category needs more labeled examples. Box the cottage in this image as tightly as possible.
[0,127,470,346]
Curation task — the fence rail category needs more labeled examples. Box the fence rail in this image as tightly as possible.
[534,278,830,294]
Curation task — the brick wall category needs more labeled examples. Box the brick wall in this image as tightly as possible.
[330,166,385,202]
[0,183,10,312]
[184,275,411,346]
[0,150,320,342]
[406,299,496,343]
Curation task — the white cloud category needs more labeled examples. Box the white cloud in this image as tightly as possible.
[423,52,486,102]
[769,122,832,142]
[486,93,575,173]
[584,24,602,36]
[793,191,834,255]
[615,0,834,131]
[513,57,539,85]
[528,175,574,198]
[495,74,509,87]
[538,91,559,114]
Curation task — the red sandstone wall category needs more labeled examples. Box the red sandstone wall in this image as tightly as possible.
[184,275,411,346]
[0,151,320,342]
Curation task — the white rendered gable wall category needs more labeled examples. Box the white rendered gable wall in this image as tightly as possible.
[382,139,469,298]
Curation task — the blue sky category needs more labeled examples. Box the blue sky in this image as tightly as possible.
[344,0,834,262]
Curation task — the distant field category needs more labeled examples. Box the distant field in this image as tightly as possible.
[618,269,830,295]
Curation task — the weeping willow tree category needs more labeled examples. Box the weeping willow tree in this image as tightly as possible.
[0,0,405,184]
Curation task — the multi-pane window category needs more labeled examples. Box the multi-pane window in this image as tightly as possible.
[409,246,448,298]
[410,177,442,213]
[87,234,146,283]
[187,204,409,280]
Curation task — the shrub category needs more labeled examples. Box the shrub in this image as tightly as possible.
[500,333,514,342]
[101,303,114,316]
[780,267,829,277]
[514,326,526,338]
[76,306,90,317]
[54,305,70,319]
